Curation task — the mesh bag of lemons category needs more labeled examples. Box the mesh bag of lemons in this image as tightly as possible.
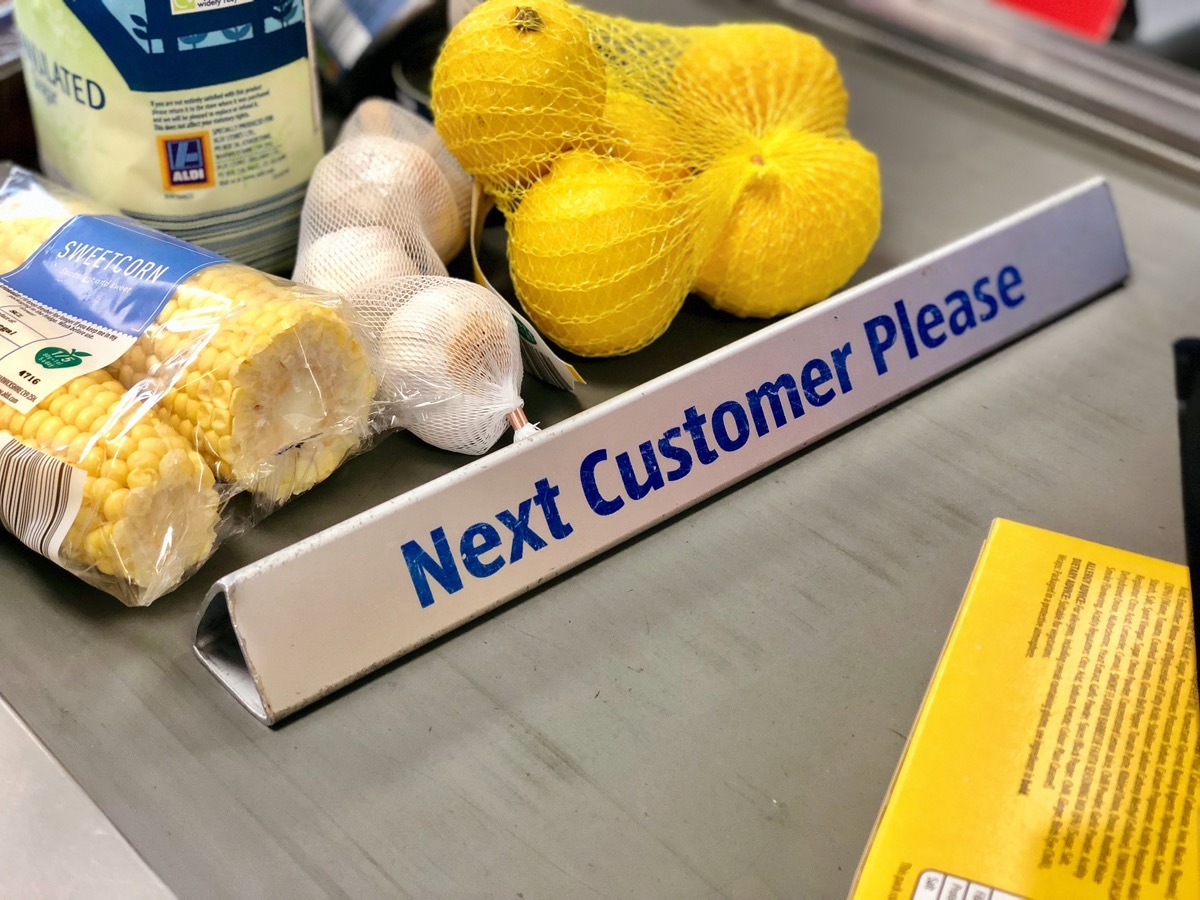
[0,167,376,606]
[431,0,882,358]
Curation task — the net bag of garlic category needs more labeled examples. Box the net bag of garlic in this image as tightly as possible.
[353,275,534,456]
[0,167,377,606]
[294,98,473,298]
[430,0,882,356]
[294,98,535,458]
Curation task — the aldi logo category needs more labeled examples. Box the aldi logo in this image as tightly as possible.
[159,133,215,190]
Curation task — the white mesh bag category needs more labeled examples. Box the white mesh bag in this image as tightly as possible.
[294,99,474,298]
[337,97,473,249]
[295,135,451,295]
[353,276,533,456]
[294,223,438,296]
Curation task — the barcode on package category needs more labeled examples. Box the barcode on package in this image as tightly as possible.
[0,435,85,565]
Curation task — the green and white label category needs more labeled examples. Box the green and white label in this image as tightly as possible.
[0,212,223,413]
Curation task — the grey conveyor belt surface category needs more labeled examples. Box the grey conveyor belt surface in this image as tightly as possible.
[2,0,1199,897]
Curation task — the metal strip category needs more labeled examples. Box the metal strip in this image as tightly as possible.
[768,0,1200,180]
[0,695,174,897]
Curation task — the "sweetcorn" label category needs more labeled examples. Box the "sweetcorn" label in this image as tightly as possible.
[0,214,222,412]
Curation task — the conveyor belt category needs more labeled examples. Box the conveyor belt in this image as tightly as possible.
[2,0,1199,895]
[771,0,1200,179]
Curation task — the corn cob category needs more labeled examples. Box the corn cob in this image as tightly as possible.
[0,371,220,606]
[0,212,377,506]
[110,264,376,504]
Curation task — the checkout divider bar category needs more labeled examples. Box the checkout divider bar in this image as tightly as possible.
[195,178,1129,725]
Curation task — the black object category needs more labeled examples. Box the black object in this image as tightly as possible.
[319,1,445,119]
[1112,0,1137,43]
[1172,338,1200,690]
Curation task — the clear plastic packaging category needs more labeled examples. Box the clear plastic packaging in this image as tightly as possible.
[0,166,377,605]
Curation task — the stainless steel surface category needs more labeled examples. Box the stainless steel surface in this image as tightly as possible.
[0,695,174,898]
[773,0,1200,179]
[2,0,1200,896]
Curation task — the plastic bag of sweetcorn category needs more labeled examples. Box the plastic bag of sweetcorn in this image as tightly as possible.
[431,0,883,357]
[0,166,378,606]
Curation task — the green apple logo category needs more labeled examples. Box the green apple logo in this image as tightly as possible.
[34,347,92,369]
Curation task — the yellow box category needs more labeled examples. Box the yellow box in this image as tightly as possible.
[851,519,1199,900]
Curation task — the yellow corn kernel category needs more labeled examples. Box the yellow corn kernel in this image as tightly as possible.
[78,445,106,477]
[0,370,220,605]
[125,448,161,472]
[126,467,157,491]
[102,488,130,522]
[65,432,94,466]
[34,415,66,448]
[21,410,50,441]
[98,458,130,483]
[47,393,71,417]
[84,476,119,507]
[136,437,170,459]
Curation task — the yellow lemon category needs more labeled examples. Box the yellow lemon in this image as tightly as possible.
[688,126,881,319]
[673,23,847,148]
[431,0,606,205]
[592,89,692,182]
[507,150,695,356]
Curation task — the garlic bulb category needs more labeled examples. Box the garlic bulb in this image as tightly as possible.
[304,134,467,263]
[361,276,528,455]
[293,226,437,296]
[337,98,473,239]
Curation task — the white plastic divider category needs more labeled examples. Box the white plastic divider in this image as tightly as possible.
[195,177,1129,725]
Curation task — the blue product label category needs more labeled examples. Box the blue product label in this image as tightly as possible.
[59,0,309,93]
[0,214,224,336]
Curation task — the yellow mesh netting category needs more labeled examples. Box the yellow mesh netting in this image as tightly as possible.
[431,0,882,357]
